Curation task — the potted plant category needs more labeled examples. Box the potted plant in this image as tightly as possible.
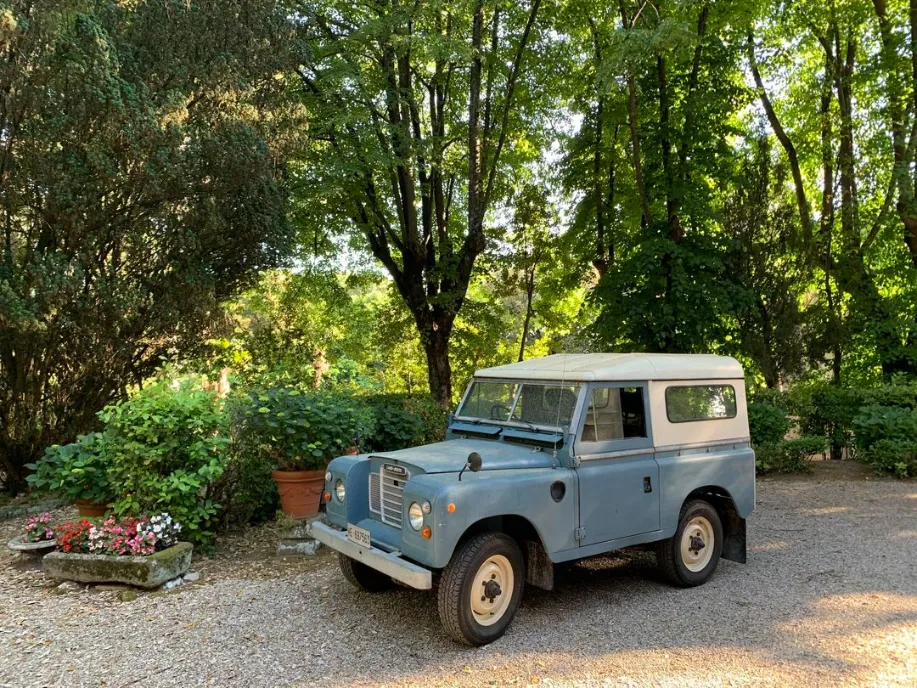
[7,512,57,556]
[231,387,372,517]
[25,432,115,517]
[43,512,192,588]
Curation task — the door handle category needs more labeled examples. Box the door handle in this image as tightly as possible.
[643,476,652,493]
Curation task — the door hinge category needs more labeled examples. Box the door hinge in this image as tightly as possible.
[575,526,586,542]
[571,455,581,468]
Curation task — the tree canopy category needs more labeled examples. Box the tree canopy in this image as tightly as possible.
[4,0,917,490]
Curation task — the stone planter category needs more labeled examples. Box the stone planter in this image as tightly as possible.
[43,542,192,589]
[7,535,57,557]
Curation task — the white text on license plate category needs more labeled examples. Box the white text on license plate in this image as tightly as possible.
[347,524,372,548]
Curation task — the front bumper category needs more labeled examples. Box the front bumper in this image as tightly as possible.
[311,522,433,590]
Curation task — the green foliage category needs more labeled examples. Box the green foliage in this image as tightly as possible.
[0,0,301,492]
[755,436,826,474]
[101,380,230,547]
[797,385,865,459]
[748,401,791,448]
[362,395,447,453]
[211,445,279,530]
[25,432,113,504]
[860,439,917,479]
[229,386,373,472]
[852,403,917,477]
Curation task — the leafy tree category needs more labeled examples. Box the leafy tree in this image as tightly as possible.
[0,0,300,491]
[289,0,551,406]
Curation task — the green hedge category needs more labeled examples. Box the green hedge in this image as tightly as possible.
[852,403,917,477]
[750,379,917,477]
[100,380,230,547]
[748,400,790,448]
[362,393,447,453]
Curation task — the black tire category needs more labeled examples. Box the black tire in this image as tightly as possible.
[338,553,394,592]
[656,499,724,587]
[437,532,525,646]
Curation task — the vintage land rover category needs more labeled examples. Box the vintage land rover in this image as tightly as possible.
[312,353,755,645]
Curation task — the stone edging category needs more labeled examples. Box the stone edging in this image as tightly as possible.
[0,498,69,522]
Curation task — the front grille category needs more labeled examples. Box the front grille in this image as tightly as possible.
[369,464,409,528]
[368,472,381,514]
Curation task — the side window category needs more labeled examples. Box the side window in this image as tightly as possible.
[581,386,647,443]
[665,385,737,422]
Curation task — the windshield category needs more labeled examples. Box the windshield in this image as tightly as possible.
[456,380,581,430]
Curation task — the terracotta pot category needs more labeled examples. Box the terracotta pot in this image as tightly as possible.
[75,499,109,518]
[272,469,325,517]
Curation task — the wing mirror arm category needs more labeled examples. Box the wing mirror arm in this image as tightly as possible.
[458,452,483,482]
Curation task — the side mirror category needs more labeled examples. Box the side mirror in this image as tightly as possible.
[467,452,482,472]
[459,452,483,481]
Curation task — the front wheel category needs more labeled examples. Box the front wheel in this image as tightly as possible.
[437,532,525,645]
[656,500,724,587]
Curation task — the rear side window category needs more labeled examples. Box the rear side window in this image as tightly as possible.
[665,385,737,422]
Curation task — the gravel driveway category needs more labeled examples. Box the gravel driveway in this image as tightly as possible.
[1,463,915,687]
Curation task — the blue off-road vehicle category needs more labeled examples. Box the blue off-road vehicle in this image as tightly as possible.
[312,354,755,645]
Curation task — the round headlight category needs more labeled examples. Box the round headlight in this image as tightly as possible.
[408,502,424,531]
[334,479,346,503]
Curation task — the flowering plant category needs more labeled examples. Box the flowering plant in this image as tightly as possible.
[88,516,157,556]
[136,513,182,549]
[54,513,183,556]
[24,512,55,542]
[56,520,94,553]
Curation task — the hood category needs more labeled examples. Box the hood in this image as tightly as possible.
[369,437,554,474]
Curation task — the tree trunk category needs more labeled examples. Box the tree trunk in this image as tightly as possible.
[518,270,536,362]
[423,328,453,409]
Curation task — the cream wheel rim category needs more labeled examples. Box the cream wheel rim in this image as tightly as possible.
[470,554,514,626]
[680,516,714,573]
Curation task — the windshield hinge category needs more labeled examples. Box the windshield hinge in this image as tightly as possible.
[575,526,586,542]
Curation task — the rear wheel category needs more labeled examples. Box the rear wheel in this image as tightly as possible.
[338,553,394,592]
[656,500,723,587]
[437,532,525,646]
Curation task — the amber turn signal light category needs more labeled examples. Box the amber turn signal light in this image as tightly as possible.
[323,491,332,503]
[421,525,432,539]
[447,503,456,513]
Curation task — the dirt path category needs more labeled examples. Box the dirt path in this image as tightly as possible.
[1,464,915,687]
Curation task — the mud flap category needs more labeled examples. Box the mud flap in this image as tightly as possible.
[525,540,554,590]
[721,515,747,564]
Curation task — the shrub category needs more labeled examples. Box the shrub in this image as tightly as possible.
[215,415,279,529]
[795,384,864,460]
[230,386,373,471]
[362,394,447,453]
[860,379,917,409]
[861,439,917,478]
[25,432,114,505]
[100,380,230,547]
[755,435,825,474]
[853,403,917,477]
[748,401,790,448]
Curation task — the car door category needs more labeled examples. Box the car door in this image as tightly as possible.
[573,382,660,546]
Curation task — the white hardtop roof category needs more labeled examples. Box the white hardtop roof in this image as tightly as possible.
[474,353,744,382]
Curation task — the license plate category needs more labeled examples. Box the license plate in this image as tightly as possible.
[347,524,372,548]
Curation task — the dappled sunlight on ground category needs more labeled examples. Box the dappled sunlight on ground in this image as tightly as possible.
[747,540,788,552]
[798,506,852,516]
[777,592,917,686]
